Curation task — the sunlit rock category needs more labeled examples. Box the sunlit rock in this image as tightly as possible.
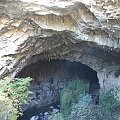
[0,0,120,101]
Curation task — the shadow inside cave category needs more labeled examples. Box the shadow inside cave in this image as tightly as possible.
[16,59,100,120]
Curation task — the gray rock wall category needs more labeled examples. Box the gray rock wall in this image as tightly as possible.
[0,0,120,104]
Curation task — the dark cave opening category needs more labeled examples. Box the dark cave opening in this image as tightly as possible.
[16,59,100,120]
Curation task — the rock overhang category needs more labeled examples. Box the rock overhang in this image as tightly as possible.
[0,0,120,94]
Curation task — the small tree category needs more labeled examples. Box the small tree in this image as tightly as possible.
[60,80,89,117]
[0,77,32,120]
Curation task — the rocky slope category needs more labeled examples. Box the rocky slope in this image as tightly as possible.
[0,0,120,97]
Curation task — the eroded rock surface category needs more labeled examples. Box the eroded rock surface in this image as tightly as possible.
[0,0,120,99]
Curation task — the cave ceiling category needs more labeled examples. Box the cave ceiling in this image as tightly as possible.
[0,0,120,79]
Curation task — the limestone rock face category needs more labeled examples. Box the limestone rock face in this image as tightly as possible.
[0,0,120,96]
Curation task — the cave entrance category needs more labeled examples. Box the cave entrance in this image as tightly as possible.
[16,59,100,119]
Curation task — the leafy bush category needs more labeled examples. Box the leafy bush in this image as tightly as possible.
[100,87,120,112]
[6,77,32,105]
[60,80,89,117]
[52,93,115,120]
[0,77,32,120]
[52,80,119,120]
[66,94,114,120]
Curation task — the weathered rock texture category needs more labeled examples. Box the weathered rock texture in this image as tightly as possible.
[0,0,120,98]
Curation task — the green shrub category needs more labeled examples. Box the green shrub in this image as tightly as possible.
[66,94,114,120]
[52,80,119,120]
[6,77,32,105]
[100,87,120,112]
[53,93,115,120]
[60,80,89,117]
[0,77,32,120]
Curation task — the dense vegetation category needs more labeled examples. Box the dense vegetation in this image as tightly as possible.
[1,78,120,120]
[0,77,32,120]
[100,87,120,113]
[52,80,120,120]
[60,80,89,117]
